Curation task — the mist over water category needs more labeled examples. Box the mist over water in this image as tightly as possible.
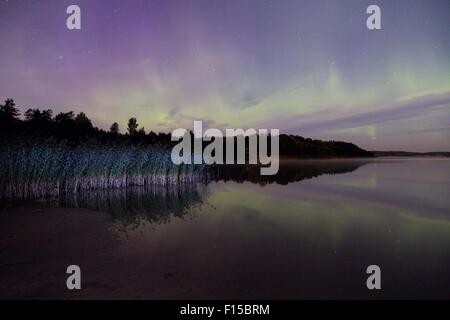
[1,158,449,299]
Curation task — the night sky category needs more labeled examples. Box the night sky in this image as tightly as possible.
[0,0,449,151]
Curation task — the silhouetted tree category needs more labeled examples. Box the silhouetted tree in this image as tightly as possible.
[136,127,146,139]
[24,108,53,122]
[53,111,75,139]
[54,111,75,123]
[127,117,138,135]
[0,98,20,122]
[41,109,53,121]
[110,122,119,135]
[22,108,54,134]
[148,131,157,143]
[75,112,93,131]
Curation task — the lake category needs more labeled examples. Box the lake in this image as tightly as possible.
[1,158,449,299]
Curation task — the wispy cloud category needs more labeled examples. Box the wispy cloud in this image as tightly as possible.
[263,92,450,135]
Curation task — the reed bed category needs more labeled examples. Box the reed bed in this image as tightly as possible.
[0,139,207,200]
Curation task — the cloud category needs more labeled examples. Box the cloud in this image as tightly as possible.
[262,91,450,135]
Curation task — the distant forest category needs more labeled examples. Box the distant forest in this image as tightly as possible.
[0,98,374,158]
[372,151,450,157]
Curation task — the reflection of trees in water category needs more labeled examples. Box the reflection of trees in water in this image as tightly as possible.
[209,160,370,185]
[58,160,370,228]
[59,184,208,229]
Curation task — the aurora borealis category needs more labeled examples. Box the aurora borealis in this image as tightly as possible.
[0,0,449,151]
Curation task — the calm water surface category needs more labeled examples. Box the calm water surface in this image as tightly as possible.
[1,158,449,299]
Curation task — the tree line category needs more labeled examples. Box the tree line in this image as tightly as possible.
[0,98,171,145]
[0,97,374,157]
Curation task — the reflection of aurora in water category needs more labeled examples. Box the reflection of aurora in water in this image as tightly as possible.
[57,160,371,226]
[1,159,449,299]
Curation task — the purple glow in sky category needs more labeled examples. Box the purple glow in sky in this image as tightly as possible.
[0,0,449,151]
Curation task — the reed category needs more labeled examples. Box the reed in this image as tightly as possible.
[0,138,207,200]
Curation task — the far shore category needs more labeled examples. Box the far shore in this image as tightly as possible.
[371,151,450,157]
